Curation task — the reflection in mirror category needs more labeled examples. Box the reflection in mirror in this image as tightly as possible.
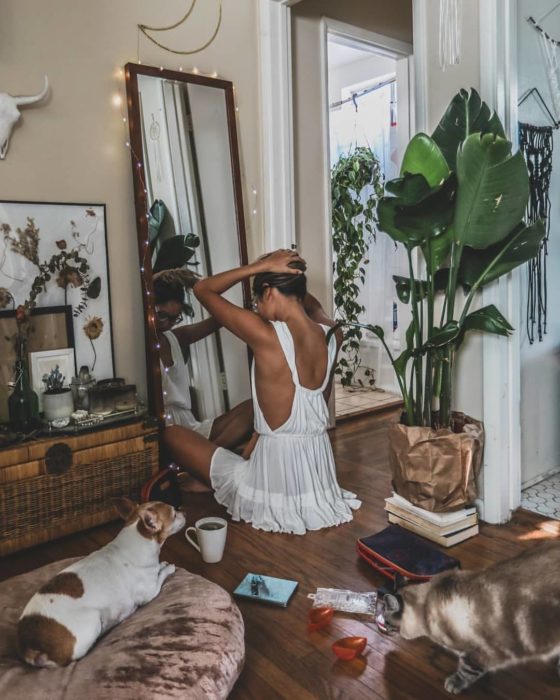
[126,65,250,427]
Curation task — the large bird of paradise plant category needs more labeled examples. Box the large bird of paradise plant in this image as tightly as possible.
[337,89,545,429]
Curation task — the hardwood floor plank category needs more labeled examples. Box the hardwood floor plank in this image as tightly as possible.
[1,407,559,699]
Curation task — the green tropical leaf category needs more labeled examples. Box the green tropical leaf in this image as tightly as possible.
[431,88,506,170]
[153,235,198,273]
[405,320,415,352]
[393,275,428,303]
[422,227,454,274]
[423,321,460,349]
[459,219,546,288]
[454,133,529,250]
[393,349,412,380]
[385,173,433,204]
[378,174,456,248]
[462,305,513,336]
[400,133,450,186]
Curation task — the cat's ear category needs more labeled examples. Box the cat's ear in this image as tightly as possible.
[384,593,403,614]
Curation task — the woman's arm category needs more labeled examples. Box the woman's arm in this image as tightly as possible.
[172,317,221,348]
[193,250,303,347]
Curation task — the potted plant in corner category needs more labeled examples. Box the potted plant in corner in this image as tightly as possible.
[42,365,74,425]
[336,89,545,512]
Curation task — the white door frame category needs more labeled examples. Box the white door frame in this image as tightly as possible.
[479,0,521,524]
[321,18,413,393]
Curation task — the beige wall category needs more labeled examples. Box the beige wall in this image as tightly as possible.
[0,0,262,401]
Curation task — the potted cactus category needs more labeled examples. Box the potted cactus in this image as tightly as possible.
[42,365,74,423]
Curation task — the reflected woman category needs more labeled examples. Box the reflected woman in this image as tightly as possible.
[164,249,361,535]
[153,273,253,456]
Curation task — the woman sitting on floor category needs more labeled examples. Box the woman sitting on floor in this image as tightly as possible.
[154,272,253,452]
[164,249,361,534]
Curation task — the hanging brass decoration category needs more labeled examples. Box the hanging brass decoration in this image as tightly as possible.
[138,0,222,56]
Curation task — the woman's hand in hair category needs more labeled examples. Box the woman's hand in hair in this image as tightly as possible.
[255,249,306,275]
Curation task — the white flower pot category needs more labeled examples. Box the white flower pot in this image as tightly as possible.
[42,389,74,421]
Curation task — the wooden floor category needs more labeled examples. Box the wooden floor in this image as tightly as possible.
[2,408,560,699]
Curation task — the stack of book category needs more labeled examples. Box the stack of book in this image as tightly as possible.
[384,493,479,547]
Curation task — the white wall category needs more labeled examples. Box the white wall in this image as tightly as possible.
[0,0,262,403]
[517,0,560,485]
[421,0,483,421]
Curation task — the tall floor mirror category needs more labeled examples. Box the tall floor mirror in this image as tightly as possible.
[125,63,251,424]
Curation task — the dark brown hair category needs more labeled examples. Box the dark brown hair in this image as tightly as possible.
[252,260,307,301]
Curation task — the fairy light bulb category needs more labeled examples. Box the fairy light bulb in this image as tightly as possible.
[112,94,123,108]
[192,66,199,74]
[179,66,183,72]
[211,71,218,78]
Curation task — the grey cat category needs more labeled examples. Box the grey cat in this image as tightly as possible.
[384,541,560,694]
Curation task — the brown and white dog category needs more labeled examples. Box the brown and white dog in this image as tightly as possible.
[17,498,186,667]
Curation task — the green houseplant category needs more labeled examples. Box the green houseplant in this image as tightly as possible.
[331,146,383,388]
[337,89,545,511]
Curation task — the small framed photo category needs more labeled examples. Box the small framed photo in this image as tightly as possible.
[30,348,76,410]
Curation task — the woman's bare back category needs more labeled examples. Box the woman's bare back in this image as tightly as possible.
[253,317,330,430]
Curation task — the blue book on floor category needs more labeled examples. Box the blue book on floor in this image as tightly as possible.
[233,573,298,607]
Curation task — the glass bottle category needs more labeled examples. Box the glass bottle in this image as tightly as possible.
[8,360,40,432]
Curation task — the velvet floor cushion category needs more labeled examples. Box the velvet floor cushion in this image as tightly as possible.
[0,558,245,700]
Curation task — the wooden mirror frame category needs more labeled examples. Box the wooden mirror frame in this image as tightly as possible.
[125,63,249,422]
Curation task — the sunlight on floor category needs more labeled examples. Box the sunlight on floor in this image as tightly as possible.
[516,518,560,540]
[335,382,402,419]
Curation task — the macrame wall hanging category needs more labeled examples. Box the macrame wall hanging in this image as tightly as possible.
[518,122,554,343]
[439,0,462,70]
[522,9,560,343]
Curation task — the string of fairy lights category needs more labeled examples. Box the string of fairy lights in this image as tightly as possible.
[112,62,257,424]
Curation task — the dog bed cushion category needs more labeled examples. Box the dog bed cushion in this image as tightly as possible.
[0,558,245,699]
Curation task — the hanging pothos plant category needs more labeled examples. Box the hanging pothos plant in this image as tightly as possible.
[331,145,384,387]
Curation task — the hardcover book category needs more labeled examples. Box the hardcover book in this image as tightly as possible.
[386,512,479,547]
[233,573,298,607]
[385,501,478,535]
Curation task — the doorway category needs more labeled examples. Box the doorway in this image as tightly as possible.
[325,28,409,420]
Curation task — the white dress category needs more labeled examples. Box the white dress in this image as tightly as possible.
[210,321,361,535]
[161,330,214,438]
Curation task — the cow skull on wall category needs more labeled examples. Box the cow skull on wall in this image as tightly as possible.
[0,76,49,159]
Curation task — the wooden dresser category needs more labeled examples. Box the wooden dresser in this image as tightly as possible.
[0,418,159,555]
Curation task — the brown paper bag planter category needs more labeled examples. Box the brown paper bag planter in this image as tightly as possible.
[389,412,484,512]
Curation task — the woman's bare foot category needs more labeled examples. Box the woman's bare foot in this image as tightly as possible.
[177,473,213,493]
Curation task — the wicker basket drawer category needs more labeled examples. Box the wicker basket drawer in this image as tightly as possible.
[0,421,159,555]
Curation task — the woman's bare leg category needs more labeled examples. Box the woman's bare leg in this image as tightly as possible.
[163,426,218,487]
[209,399,253,449]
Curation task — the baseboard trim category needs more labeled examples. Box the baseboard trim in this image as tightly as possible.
[522,468,560,491]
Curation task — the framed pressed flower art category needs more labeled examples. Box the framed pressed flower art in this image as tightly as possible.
[0,201,114,380]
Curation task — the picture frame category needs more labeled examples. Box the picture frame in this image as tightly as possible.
[0,305,75,390]
[29,348,76,411]
[0,201,115,381]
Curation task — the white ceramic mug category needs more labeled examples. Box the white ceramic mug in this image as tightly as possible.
[185,517,228,563]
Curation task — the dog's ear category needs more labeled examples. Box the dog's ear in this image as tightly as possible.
[139,507,161,533]
[384,593,403,614]
[112,496,137,520]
